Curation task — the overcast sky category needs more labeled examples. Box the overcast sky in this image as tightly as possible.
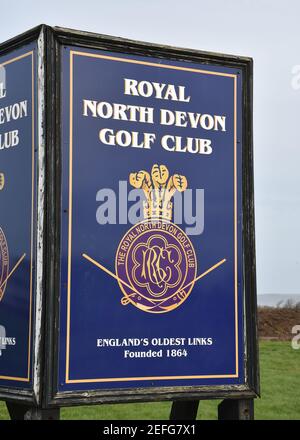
[0,0,299,295]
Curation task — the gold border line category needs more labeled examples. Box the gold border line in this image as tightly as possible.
[71,50,237,78]
[234,76,239,377]
[66,52,74,382]
[67,373,238,384]
[0,51,34,383]
[27,50,35,381]
[66,49,239,383]
[0,52,33,68]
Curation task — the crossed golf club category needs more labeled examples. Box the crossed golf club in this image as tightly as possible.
[0,252,227,309]
[0,253,26,300]
[82,253,226,310]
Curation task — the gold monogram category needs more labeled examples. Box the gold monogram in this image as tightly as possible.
[132,235,182,298]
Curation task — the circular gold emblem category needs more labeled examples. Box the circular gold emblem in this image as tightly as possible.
[115,220,197,313]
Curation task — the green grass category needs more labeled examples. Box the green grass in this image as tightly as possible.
[0,341,299,420]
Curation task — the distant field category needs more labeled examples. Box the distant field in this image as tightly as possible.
[0,341,299,420]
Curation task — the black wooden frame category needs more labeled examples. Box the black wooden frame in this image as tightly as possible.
[0,25,259,409]
[0,25,43,406]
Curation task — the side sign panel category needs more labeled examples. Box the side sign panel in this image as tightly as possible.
[58,47,244,392]
[0,44,37,388]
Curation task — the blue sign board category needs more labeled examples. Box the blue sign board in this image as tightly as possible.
[0,26,257,412]
[58,46,244,392]
[0,43,36,388]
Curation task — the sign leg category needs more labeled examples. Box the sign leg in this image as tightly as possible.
[170,400,199,420]
[218,398,254,420]
[6,402,60,420]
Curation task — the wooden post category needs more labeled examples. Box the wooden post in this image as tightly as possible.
[218,398,254,420]
[170,400,199,420]
[6,402,60,420]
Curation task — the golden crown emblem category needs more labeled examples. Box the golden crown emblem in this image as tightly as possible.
[129,164,188,221]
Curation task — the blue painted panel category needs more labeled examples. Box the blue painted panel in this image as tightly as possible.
[58,47,244,392]
[0,43,37,389]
